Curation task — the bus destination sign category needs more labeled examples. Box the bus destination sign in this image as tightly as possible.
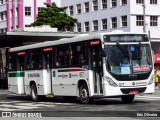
[104,34,149,42]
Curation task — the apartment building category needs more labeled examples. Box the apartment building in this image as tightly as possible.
[0,0,160,54]
[59,0,160,54]
[0,0,56,33]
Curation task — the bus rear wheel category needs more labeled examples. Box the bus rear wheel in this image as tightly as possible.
[79,83,90,104]
[121,95,135,103]
[30,84,39,102]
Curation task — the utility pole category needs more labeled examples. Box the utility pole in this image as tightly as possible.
[143,0,146,33]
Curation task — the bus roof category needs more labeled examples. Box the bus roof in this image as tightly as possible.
[10,32,148,52]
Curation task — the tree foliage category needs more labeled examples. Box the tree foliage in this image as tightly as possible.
[31,3,78,31]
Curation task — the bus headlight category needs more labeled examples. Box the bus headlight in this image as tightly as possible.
[106,77,118,87]
[148,75,155,85]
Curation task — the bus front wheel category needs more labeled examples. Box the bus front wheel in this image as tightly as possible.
[79,83,90,104]
[121,95,135,103]
[30,84,39,102]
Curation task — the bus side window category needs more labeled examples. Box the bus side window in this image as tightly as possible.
[56,46,69,67]
[17,53,25,71]
[9,53,17,71]
[32,49,42,69]
[25,51,32,69]
[25,49,42,69]
[70,43,86,66]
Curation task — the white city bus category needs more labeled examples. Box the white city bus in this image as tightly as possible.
[7,32,154,104]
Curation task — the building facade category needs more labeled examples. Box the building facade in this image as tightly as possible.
[59,0,160,55]
[0,0,55,33]
[0,0,160,54]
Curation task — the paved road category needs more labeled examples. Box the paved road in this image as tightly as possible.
[0,89,160,119]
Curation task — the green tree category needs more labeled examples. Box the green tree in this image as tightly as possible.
[31,2,78,31]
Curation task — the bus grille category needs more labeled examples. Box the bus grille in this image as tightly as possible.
[120,87,146,94]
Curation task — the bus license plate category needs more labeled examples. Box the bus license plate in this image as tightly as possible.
[129,91,139,95]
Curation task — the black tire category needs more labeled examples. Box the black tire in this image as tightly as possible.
[121,95,135,103]
[79,83,90,104]
[30,84,39,102]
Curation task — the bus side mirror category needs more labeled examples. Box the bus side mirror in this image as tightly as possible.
[102,49,106,57]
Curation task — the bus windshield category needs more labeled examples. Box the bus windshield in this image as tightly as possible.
[105,44,152,75]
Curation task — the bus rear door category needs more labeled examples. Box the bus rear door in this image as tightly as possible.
[17,52,25,94]
[43,47,53,96]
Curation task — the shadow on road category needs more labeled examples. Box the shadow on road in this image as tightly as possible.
[6,94,150,105]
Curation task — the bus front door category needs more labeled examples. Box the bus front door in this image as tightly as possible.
[90,44,103,95]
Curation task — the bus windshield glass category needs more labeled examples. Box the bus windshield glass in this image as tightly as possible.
[105,44,152,75]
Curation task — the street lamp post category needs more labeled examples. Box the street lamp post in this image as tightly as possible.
[143,0,146,33]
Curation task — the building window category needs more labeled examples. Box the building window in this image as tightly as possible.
[136,15,144,26]
[16,8,18,18]
[38,7,44,14]
[1,12,3,21]
[0,0,3,4]
[102,19,107,30]
[111,0,117,8]
[76,4,81,14]
[121,15,127,27]
[136,0,144,4]
[77,22,81,32]
[84,2,89,13]
[93,20,98,31]
[84,21,89,32]
[150,16,158,26]
[4,11,6,20]
[25,7,31,16]
[102,0,107,9]
[0,29,3,33]
[4,28,7,32]
[111,17,117,29]
[69,6,73,16]
[121,0,127,5]
[93,0,98,11]
[25,25,31,27]
[10,10,13,18]
[150,0,157,4]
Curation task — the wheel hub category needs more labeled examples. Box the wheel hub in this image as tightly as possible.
[81,89,87,99]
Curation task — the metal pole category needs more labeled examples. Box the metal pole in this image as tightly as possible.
[143,0,146,33]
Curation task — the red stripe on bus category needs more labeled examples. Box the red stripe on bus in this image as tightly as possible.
[70,69,85,72]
